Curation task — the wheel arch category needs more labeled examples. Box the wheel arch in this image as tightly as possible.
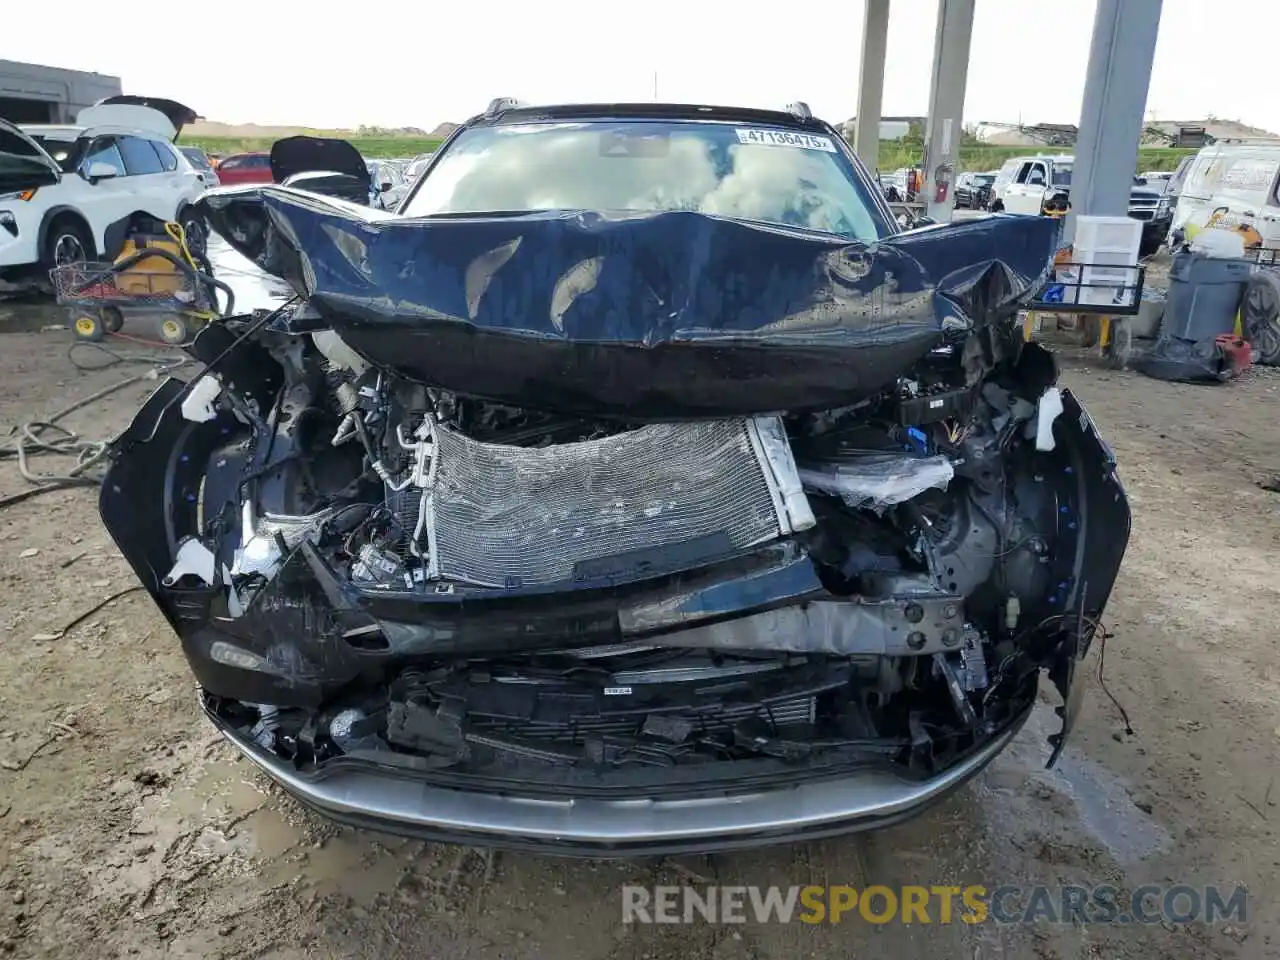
[38,207,96,260]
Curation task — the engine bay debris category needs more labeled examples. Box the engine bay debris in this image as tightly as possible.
[100,191,1129,820]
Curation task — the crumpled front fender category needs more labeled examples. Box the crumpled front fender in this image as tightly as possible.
[1043,389,1131,765]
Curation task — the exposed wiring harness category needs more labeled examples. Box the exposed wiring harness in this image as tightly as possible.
[981,611,1133,738]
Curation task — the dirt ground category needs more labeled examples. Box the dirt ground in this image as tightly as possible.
[1,297,1278,959]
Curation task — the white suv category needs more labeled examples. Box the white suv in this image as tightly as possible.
[0,96,209,279]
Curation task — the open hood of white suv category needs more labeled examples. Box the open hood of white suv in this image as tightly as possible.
[76,95,200,142]
[0,118,61,194]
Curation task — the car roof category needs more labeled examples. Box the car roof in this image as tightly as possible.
[21,123,173,141]
[21,125,83,139]
[467,102,831,131]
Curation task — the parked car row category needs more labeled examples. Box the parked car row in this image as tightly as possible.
[987,154,1171,256]
[0,90,446,284]
[954,171,997,209]
[366,159,410,210]
[876,169,1003,211]
[212,151,271,185]
[877,167,920,202]
[191,148,422,209]
[405,151,435,183]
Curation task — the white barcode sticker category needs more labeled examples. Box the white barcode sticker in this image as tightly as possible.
[736,128,836,152]
[603,686,633,696]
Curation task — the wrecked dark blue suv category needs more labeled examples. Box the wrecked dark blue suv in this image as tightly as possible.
[99,100,1130,854]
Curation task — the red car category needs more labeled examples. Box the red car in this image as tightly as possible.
[213,152,273,185]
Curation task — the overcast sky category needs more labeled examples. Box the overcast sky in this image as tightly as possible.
[7,0,1276,133]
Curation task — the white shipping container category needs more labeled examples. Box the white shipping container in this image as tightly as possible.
[1074,215,1142,308]
[1074,215,1143,258]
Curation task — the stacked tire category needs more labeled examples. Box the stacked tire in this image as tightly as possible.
[1242,272,1280,366]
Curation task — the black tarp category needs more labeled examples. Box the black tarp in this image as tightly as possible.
[1134,335,1248,383]
[197,187,1060,418]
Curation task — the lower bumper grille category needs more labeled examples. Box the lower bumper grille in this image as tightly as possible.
[468,693,817,744]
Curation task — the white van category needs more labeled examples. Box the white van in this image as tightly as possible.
[1170,139,1280,248]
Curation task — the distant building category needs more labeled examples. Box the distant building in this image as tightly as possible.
[977,122,1078,147]
[0,59,121,124]
[840,116,924,143]
[977,118,1277,148]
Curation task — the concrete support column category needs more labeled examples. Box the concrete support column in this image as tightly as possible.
[853,0,890,173]
[922,0,975,222]
[1063,0,1163,244]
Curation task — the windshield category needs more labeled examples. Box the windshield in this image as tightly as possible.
[180,147,213,171]
[402,119,886,240]
[0,127,56,186]
[1051,164,1072,187]
[29,135,80,172]
[974,174,995,185]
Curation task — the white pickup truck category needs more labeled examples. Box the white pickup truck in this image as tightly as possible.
[990,154,1171,256]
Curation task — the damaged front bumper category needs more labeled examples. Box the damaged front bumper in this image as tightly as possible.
[204,691,1030,855]
[102,373,1125,853]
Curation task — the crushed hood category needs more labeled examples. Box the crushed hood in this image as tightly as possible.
[0,119,61,193]
[196,187,1059,418]
[270,136,370,186]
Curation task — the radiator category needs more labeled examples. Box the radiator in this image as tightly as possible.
[418,416,813,588]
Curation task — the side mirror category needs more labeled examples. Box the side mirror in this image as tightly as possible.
[1028,173,1045,186]
[913,215,939,228]
[380,181,393,193]
[85,161,119,183]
